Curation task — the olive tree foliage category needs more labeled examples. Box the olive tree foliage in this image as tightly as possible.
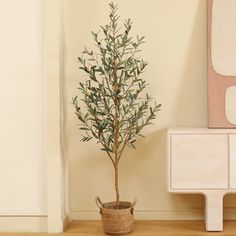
[72,2,161,205]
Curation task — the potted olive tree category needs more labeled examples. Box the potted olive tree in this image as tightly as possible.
[72,2,161,235]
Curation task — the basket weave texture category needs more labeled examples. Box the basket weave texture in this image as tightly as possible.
[96,197,136,235]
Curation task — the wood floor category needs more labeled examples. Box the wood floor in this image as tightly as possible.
[2,220,236,236]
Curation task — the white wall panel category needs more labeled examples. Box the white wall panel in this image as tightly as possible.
[0,0,45,214]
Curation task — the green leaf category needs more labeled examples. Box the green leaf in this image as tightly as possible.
[80,127,90,131]
[72,2,161,162]
[78,57,83,63]
[72,96,77,104]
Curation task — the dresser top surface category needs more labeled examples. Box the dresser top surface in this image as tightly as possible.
[168,127,236,134]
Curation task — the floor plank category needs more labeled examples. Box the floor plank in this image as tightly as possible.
[2,220,236,235]
[64,220,236,236]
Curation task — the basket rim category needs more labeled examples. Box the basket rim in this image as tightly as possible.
[95,196,137,211]
[101,201,133,211]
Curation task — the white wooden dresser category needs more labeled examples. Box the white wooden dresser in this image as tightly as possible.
[167,127,236,231]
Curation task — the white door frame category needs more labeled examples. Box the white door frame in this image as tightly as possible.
[44,0,69,233]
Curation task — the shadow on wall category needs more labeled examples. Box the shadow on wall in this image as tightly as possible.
[119,0,208,217]
[166,0,207,217]
[172,0,207,126]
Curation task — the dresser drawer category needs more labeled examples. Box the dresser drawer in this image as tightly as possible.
[170,134,228,189]
[229,135,236,189]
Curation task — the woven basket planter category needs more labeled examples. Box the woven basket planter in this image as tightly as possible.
[96,197,137,235]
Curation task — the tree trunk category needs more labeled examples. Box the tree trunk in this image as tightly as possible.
[113,57,120,209]
[114,92,120,208]
[115,161,119,208]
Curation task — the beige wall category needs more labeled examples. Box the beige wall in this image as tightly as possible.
[63,0,236,219]
[0,0,46,215]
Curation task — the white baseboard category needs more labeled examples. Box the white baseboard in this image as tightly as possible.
[71,209,203,220]
[71,208,236,221]
[0,216,47,232]
[1,209,235,232]
[0,214,71,233]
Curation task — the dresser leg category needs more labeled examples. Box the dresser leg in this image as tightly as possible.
[205,192,224,231]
